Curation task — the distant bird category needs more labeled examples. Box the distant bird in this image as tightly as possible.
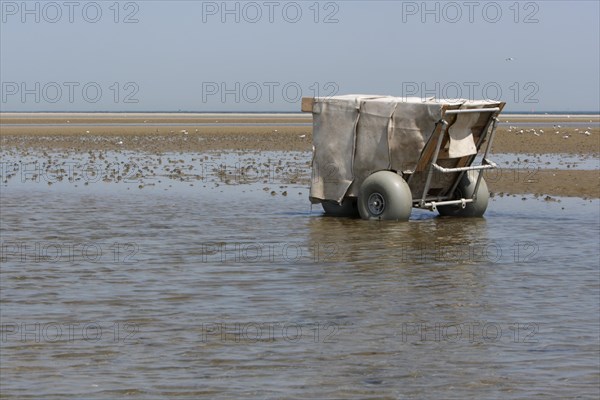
[299,134,306,138]
[505,57,515,61]
[584,130,591,135]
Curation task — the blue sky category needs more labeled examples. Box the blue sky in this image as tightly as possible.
[1,0,599,112]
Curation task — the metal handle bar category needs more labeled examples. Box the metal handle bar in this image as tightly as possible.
[444,107,500,115]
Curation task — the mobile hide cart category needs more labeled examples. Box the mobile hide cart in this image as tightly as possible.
[301,95,505,221]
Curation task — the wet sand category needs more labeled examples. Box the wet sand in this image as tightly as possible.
[1,113,598,198]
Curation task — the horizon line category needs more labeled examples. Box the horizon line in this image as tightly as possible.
[2,110,599,115]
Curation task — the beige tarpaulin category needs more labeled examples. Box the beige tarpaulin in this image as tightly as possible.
[309,95,501,204]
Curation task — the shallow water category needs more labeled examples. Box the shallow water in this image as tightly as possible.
[477,153,599,170]
[1,150,599,399]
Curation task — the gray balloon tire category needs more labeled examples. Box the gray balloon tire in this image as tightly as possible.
[321,198,359,218]
[358,171,412,221]
[437,171,490,217]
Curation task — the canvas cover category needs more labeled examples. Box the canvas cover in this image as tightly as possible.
[309,95,501,203]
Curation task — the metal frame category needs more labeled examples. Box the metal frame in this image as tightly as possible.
[410,107,502,211]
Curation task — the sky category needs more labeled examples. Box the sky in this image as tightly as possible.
[1,0,599,112]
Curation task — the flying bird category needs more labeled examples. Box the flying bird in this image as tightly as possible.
[505,57,515,61]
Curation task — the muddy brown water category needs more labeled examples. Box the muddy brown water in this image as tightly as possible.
[1,150,599,399]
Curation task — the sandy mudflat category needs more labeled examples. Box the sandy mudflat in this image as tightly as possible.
[0,112,309,126]
[1,113,598,198]
[488,169,598,199]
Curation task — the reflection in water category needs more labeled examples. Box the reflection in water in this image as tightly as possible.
[304,214,494,333]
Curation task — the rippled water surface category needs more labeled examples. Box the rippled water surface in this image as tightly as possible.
[1,150,599,399]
